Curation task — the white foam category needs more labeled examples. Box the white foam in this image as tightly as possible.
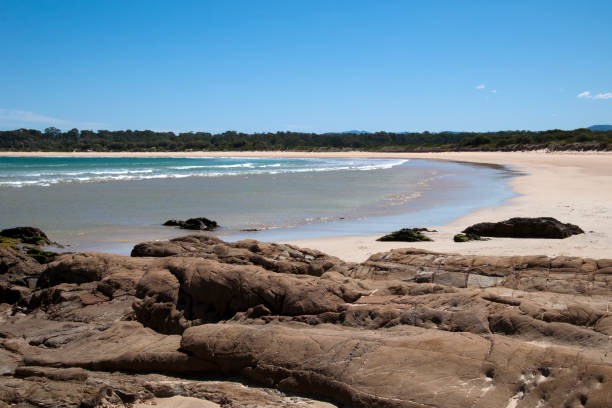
[0,158,409,187]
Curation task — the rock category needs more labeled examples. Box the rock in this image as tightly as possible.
[0,226,50,245]
[0,245,44,280]
[133,257,362,334]
[135,396,221,408]
[0,282,30,304]
[376,228,434,242]
[163,217,219,231]
[2,236,612,408]
[25,247,57,264]
[23,321,217,373]
[132,235,345,277]
[38,252,148,289]
[463,217,584,238]
[453,233,489,242]
[180,322,612,408]
[0,364,338,408]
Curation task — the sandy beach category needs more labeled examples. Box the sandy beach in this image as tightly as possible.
[283,151,612,262]
[3,150,612,262]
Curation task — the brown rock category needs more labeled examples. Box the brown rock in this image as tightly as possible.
[133,257,363,334]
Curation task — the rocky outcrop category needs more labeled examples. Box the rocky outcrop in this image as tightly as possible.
[1,235,611,407]
[463,217,584,238]
[0,245,44,282]
[180,322,612,408]
[132,234,344,276]
[376,227,434,242]
[133,257,363,334]
[336,247,612,297]
[0,226,51,245]
[163,217,219,230]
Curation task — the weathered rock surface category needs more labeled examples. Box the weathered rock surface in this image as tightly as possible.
[1,234,611,407]
[463,217,584,238]
[132,234,344,276]
[337,247,612,297]
[0,245,44,285]
[133,257,363,334]
[181,322,612,408]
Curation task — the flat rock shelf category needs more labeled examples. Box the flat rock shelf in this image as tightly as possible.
[1,234,611,407]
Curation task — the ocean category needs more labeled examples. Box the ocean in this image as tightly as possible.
[0,156,516,254]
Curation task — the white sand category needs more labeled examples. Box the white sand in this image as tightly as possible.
[3,150,612,261]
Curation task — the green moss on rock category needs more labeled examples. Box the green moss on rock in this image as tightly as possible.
[26,247,57,264]
[453,233,489,242]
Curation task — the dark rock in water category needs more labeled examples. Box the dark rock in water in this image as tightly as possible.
[453,233,489,242]
[0,226,50,245]
[163,217,219,231]
[377,228,434,242]
[181,217,218,230]
[463,217,584,239]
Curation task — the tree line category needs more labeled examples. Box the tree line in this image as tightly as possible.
[0,127,610,152]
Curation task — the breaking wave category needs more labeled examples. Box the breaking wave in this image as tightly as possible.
[0,157,408,187]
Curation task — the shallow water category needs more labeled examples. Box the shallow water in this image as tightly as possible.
[0,157,516,254]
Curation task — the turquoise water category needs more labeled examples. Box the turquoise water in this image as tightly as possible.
[0,156,407,187]
[0,156,516,254]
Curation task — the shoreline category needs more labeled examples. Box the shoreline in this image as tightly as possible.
[282,151,612,261]
[3,151,611,261]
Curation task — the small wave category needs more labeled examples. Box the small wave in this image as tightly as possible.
[216,163,255,168]
[19,169,154,177]
[0,159,408,187]
[170,165,209,170]
[89,169,153,175]
[171,163,255,170]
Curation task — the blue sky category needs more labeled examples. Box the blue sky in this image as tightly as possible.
[1,0,610,133]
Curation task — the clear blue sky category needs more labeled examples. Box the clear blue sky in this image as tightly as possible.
[1,0,610,133]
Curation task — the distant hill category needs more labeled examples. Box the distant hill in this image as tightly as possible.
[340,130,370,134]
[589,125,612,131]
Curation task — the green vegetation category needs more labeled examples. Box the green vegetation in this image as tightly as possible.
[25,247,57,264]
[0,236,19,250]
[0,127,611,152]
